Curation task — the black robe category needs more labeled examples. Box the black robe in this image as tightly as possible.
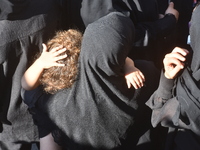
[146,4,200,150]
[23,12,163,150]
[68,0,177,68]
[0,0,63,147]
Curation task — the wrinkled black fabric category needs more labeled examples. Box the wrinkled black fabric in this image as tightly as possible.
[146,5,200,150]
[0,0,63,147]
[65,0,176,48]
[61,0,177,69]
[79,0,176,39]
[78,0,177,68]
[23,12,161,150]
[0,0,29,20]
[21,86,56,138]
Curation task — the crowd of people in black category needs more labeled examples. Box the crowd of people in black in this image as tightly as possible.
[0,0,200,150]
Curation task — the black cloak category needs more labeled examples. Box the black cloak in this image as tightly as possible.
[23,12,162,150]
[46,0,177,68]
[79,0,177,68]
[0,0,63,146]
[146,4,200,150]
[64,0,177,47]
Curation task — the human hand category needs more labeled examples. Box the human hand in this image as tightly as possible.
[159,14,165,19]
[125,66,145,89]
[163,47,189,79]
[165,2,179,21]
[37,44,67,69]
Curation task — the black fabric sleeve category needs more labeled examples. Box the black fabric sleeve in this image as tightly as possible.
[157,70,175,100]
[146,70,175,109]
[145,70,176,125]
[145,70,180,128]
[134,14,177,46]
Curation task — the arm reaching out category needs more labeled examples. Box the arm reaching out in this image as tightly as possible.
[165,2,179,21]
[124,57,145,89]
[21,44,67,90]
[163,47,189,79]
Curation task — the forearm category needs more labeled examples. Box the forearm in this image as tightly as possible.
[124,57,135,71]
[21,59,44,90]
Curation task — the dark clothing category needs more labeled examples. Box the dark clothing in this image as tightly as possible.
[146,5,200,150]
[81,0,176,67]
[172,0,194,49]
[0,0,63,149]
[23,12,162,150]
[127,0,177,68]
[21,86,56,138]
[64,0,177,68]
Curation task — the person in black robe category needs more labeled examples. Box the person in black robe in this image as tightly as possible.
[146,3,200,150]
[22,12,165,150]
[75,0,179,69]
[171,0,200,48]
[21,28,147,149]
[51,0,179,70]
[0,0,64,149]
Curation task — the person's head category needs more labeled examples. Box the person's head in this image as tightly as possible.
[40,29,82,94]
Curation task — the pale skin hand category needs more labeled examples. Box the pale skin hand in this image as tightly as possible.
[163,47,189,79]
[165,2,179,21]
[21,44,67,90]
[124,57,145,89]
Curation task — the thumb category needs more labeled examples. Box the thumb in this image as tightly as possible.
[169,2,174,8]
[171,65,183,78]
[42,43,48,52]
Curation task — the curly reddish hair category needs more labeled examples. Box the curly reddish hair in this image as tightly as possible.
[40,29,82,94]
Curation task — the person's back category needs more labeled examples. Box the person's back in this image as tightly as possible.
[0,0,63,149]
[22,12,164,150]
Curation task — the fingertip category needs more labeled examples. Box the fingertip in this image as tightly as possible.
[180,65,184,69]
[42,43,47,51]
[184,49,189,54]
[128,83,131,89]
[64,54,68,58]
[169,2,174,5]
[42,43,45,49]
[126,80,131,89]
[59,64,65,67]
[42,43,46,47]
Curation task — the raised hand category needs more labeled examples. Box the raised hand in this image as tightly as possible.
[38,44,67,69]
[163,47,189,79]
[165,2,179,21]
[21,44,68,90]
